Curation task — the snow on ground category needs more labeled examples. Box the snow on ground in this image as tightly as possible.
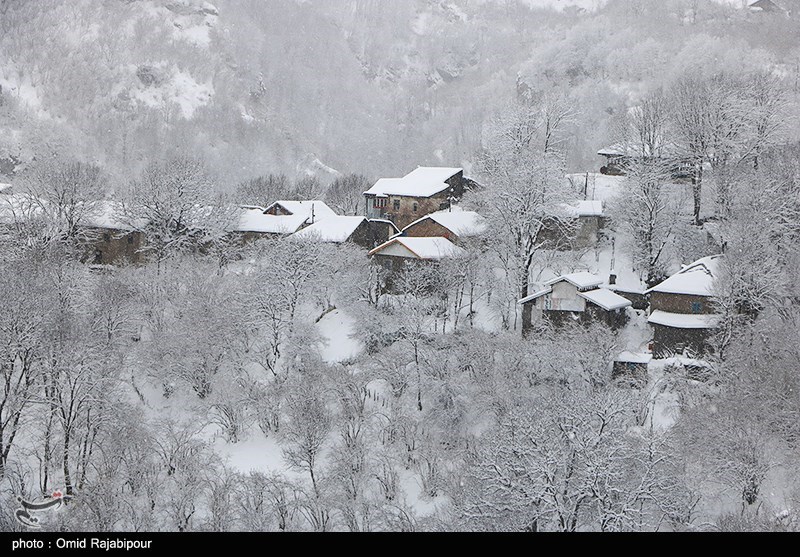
[315,308,364,364]
[132,69,213,118]
[213,434,293,476]
[566,172,626,204]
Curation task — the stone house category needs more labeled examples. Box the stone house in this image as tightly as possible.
[363,167,471,229]
[368,236,464,290]
[536,200,607,250]
[78,201,146,266]
[518,272,632,332]
[645,255,723,358]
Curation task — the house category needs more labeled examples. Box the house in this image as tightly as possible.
[79,201,146,266]
[292,216,399,249]
[363,167,472,228]
[645,255,723,358]
[368,236,464,283]
[398,207,487,244]
[612,351,652,383]
[537,200,606,250]
[597,143,693,179]
[263,200,337,222]
[518,272,632,331]
[234,200,338,243]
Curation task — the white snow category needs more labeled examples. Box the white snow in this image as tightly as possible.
[315,309,363,363]
[647,310,720,329]
[617,351,652,364]
[562,199,605,217]
[264,200,337,221]
[292,215,366,243]
[369,236,465,260]
[579,288,632,311]
[518,286,553,305]
[401,206,487,238]
[364,167,462,198]
[236,208,308,235]
[132,69,213,119]
[646,255,723,296]
[547,271,604,290]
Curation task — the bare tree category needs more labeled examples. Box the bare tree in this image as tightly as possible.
[324,173,371,216]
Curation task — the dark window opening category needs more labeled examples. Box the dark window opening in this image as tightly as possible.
[691,302,702,314]
[393,200,401,211]
[103,233,110,241]
[127,235,134,245]
[413,203,418,213]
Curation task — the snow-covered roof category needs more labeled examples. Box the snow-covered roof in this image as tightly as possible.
[562,199,604,217]
[401,207,487,237]
[546,271,604,290]
[292,216,366,243]
[369,236,464,260]
[237,208,308,235]
[364,167,462,198]
[579,288,632,311]
[597,142,683,158]
[518,286,553,305]
[648,310,720,329]
[82,201,143,230]
[616,351,653,364]
[264,200,337,222]
[646,255,723,297]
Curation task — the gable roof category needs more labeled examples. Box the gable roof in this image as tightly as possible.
[292,216,367,243]
[369,236,464,260]
[401,207,487,237]
[546,271,604,290]
[364,167,462,198]
[264,200,337,221]
[578,288,632,311]
[236,208,309,235]
[518,286,553,305]
[645,255,722,297]
[563,200,604,217]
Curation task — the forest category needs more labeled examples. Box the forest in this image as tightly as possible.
[1,0,800,533]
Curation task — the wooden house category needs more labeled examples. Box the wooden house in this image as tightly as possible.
[363,167,472,229]
[645,255,722,358]
[597,143,693,179]
[518,272,632,332]
[398,207,486,244]
[368,236,465,289]
[612,351,652,383]
[292,216,399,249]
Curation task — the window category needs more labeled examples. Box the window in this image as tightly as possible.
[373,198,387,209]
[412,202,418,213]
[439,202,449,211]
[127,235,134,245]
[103,233,110,241]
[691,302,702,314]
[393,200,401,211]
